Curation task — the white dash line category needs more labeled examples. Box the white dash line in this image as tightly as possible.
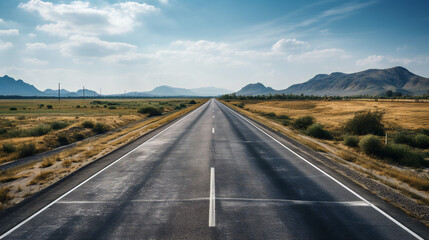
[212,127,215,134]
[209,167,216,227]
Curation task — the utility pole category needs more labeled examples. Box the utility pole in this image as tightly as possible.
[58,83,61,101]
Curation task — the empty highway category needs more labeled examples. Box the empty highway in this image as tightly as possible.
[0,99,427,239]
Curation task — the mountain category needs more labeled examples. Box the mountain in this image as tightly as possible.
[0,75,44,96]
[125,86,233,97]
[148,86,196,96]
[190,87,233,96]
[279,67,429,96]
[235,83,277,96]
[43,89,99,97]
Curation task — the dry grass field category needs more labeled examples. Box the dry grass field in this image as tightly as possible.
[0,98,201,164]
[231,100,429,131]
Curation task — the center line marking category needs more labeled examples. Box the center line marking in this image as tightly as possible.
[209,167,216,227]
[212,127,215,134]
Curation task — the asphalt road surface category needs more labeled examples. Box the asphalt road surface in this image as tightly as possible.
[1,99,428,239]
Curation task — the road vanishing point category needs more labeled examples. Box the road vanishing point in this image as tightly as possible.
[0,99,428,239]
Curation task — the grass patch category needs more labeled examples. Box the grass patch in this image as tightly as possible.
[29,171,55,185]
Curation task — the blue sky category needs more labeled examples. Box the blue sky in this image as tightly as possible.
[0,0,428,93]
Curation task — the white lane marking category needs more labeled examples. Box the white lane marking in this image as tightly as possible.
[213,115,214,119]
[209,167,216,227]
[57,198,367,206]
[0,100,212,239]
[217,198,368,206]
[212,127,215,134]
[217,100,424,240]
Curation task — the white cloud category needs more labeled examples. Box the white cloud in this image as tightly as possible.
[272,38,309,52]
[24,57,49,65]
[0,29,19,36]
[26,42,48,49]
[19,0,157,37]
[356,55,426,67]
[0,19,4,24]
[0,40,13,50]
[60,35,136,58]
[288,48,348,62]
[159,0,169,4]
[355,55,384,66]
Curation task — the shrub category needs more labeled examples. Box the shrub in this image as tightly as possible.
[344,135,359,148]
[236,102,245,108]
[0,128,6,135]
[414,134,429,149]
[180,103,186,108]
[138,106,163,116]
[16,116,26,120]
[26,124,51,136]
[93,123,108,134]
[57,134,70,146]
[384,143,424,167]
[2,143,16,153]
[189,100,197,104]
[394,132,414,145]
[359,135,382,156]
[46,105,53,109]
[281,120,291,126]
[18,143,37,158]
[29,171,54,185]
[40,157,54,168]
[103,105,107,108]
[82,121,94,128]
[51,121,69,130]
[344,110,385,136]
[9,107,17,111]
[306,123,332,140]
[174,105,182,110]
[74,133,85,141]
[38,104,44,108]
[108,106,117,109]
[293,116,314,130]
[277,115,290,120]
[76,105,81,108]
[0,187,12,204]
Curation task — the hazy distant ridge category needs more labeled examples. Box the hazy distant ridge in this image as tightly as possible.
[0,76,233,97]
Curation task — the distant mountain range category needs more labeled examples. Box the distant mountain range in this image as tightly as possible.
[2,66,428,97]
[0,76,233,97]
[235,67,429,96]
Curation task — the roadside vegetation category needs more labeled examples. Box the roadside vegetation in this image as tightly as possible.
[0,99,200,165]
[221,98,429,221]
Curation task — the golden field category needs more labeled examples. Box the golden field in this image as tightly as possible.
[230,100,429,131]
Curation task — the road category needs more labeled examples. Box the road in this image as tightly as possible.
[0,99,427,239]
